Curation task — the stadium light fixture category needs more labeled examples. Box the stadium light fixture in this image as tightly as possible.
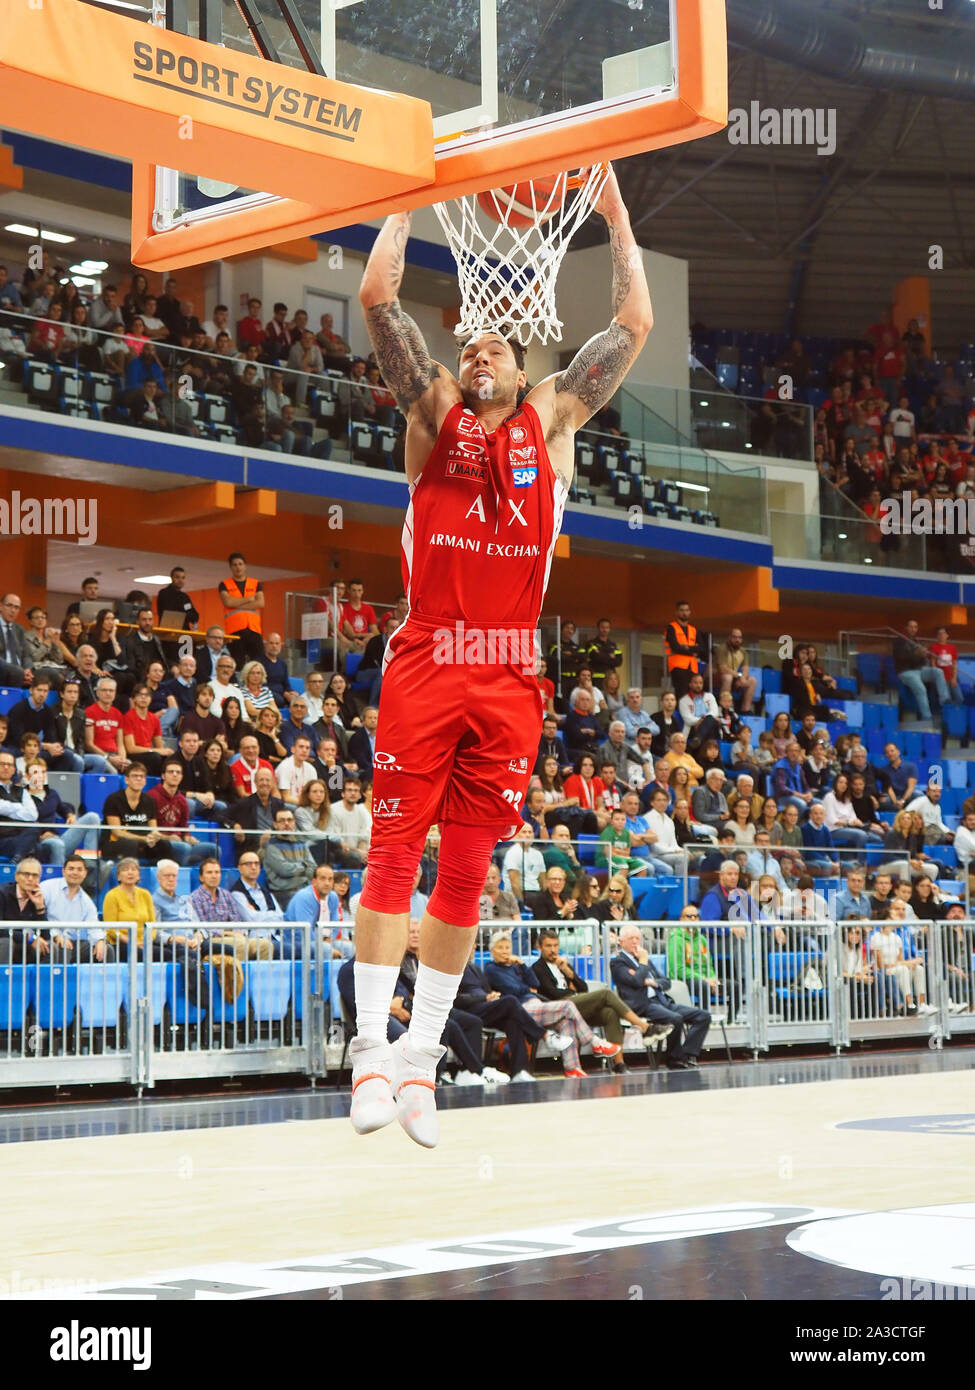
[4,223,76,243]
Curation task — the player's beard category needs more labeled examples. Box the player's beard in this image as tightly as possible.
[460,365,518,414]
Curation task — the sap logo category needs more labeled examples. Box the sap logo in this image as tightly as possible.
[373,798,403,817]
[373,751,404,771]
[509,445,537,465]
[512,468,537,488]
[507,757,529,773]
[509,425,527,443]
[447,460,488,483]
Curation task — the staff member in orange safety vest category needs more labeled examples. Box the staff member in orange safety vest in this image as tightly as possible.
[664,599,704,703]
[219,552,265,666]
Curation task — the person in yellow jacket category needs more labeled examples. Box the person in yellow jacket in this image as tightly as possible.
[101,856,156,953]
[219,552,265,666]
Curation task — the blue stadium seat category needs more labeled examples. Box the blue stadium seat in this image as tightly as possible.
[0,688,22,714]
[944,705,968,741]
[0,965,28,1031]
[856,653,881,689]
[866,731,887,759]
[902,731,923,760]
[923,732,943,761]
[762,668,782,695]
[879,706,899,736]
[926,844,957,868]
[577,834,599,865]
[248,961,293,1022]
[862,703,883,731]
[34,964,78,1029]
[947,760,968,789]
[649,953,667,974]
[345,652,363,681]
[81,773,124,817]
[740,715,766,740]
[76,964,126,1029]
[835,700,862,728]
[835,676,858,694]
[166,963,206,1025]
[765,693,791,719]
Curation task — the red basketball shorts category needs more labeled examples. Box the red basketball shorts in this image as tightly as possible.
[369,613,543,847]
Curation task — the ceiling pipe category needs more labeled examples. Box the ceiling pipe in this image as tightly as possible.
[726,0,975,101]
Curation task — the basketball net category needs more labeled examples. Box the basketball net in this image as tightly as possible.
[433,164,610,347]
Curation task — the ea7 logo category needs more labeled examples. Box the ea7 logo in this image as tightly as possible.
[507,758,528,773]
[373,798,403,817]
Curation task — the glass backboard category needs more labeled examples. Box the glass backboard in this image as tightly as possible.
[136,0,726,268]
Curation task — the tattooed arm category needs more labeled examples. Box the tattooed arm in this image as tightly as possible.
[527,166,652,442]
[358,213,453,434]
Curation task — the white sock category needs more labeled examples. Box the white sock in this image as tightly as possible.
[409,963,463,1052]
[353,961,400,1043]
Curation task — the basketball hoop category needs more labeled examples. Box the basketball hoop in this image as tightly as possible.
[433,164,610,347]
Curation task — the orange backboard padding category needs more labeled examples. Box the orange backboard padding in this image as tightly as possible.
[0,0,434,214]
[0,144,23,192]
[129,0,727,269]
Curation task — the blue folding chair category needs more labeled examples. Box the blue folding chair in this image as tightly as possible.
[0,965,28,1031]
[765,693,791,719]
[762,668,782,695]
[944,705,968,741]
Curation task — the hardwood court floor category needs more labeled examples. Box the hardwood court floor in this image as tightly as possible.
[0,1053,973,1294]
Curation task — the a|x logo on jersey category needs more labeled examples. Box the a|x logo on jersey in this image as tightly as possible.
[506,498,528,527]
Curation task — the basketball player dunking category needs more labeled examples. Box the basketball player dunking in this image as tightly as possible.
[351,166,652,1146]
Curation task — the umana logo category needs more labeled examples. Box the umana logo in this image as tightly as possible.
[131,41,363,142]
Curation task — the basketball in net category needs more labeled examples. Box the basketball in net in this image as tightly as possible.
[476,176,566,230]
[434,164,610,346]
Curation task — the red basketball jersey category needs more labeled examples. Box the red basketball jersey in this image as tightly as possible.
[401,401,567,625]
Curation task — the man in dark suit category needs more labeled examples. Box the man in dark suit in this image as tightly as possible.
[347,706,378,782]
[611,923,710,1069]
[535,715,571,777]
[0,855,47,962]
[122,608,169,683]
[194,627,233,685]
[0,593,34,687]
[531,928,652,1074]
[456,949,546,1080]
[231,768,286,860]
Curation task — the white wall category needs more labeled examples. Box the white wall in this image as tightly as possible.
[532,244,690,391]
[226,240,456,364]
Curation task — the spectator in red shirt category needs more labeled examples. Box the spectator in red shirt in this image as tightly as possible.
[147,757,218,865]
[122,683,166,776]
[364,363,397,427]
[562,753,610,830]
[236,297,264,350]
[874,329,905,407]
[340,580,379,653]
[231,734,272,795]
[85,677,129,773]
[930,627,965,705]
[27,301,66,362]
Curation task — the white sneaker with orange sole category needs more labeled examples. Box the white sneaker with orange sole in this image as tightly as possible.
[349,1037,396,1135]
[392,1035,446,1149]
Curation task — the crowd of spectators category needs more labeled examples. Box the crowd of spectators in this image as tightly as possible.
[0,258,401,458]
